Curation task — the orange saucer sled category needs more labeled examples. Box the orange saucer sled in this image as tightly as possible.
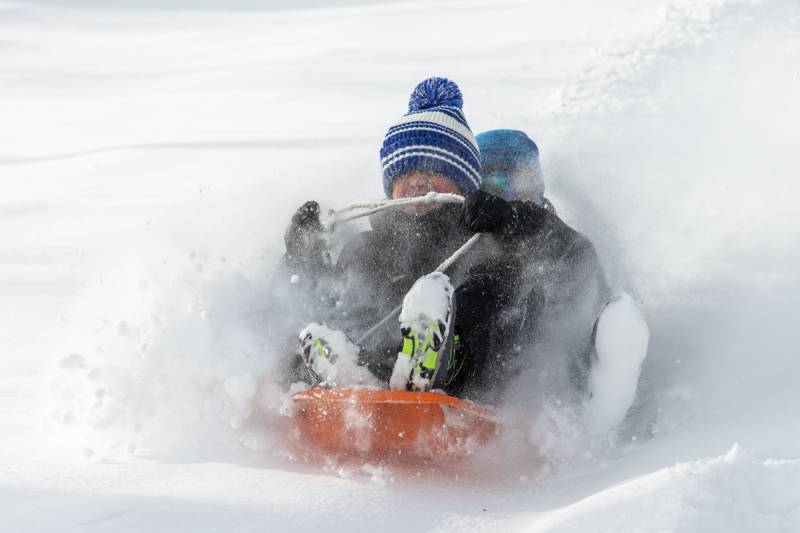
[291,387,499,462]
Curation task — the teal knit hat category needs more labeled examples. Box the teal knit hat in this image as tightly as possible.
[476,129,544,205]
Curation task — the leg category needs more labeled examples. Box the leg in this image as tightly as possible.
[390,272,455,391]
[584,293,649,433]
[298,323,380,387]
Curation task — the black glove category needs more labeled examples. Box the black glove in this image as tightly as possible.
[462,190,516,233]
[284,201,328,266]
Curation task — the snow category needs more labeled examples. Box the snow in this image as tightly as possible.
[398,272,453,332]
[2,0,799,531]
[527,445,800,532]
[389,352,414,391]
[586,292,649,434]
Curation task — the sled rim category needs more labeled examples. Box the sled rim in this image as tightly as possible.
[290,387,501,462]
[291,387,497,420]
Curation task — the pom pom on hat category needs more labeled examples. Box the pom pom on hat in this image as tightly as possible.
[408,77,464,112]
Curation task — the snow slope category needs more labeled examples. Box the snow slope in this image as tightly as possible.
[1,0,799,531]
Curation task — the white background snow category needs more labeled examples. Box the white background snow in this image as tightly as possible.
[2,0,799,531]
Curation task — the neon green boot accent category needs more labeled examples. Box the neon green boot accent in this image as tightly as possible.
[401,321,445,391]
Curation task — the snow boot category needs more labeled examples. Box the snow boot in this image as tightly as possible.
[298,323,378,387]
[584,293,649,434]
[390,272,455,391]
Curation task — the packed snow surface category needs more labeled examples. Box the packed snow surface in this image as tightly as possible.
[2,0,799,532]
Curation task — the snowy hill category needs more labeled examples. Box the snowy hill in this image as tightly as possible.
[1,0,799,531]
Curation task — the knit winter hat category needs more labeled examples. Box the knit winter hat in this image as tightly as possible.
[476,129,544,205]
[380,77,482,197]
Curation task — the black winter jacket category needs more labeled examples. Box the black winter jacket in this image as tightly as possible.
[276,202,608,405]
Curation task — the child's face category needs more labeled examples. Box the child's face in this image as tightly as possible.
[391,171,462,213]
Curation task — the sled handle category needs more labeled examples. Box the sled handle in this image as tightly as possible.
[355,232,481,346]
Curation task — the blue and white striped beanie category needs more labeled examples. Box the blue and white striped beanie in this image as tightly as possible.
[380,77,482,197]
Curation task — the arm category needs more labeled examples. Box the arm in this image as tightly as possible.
[462,189,548,238]
[544,234,611,389]
[269,201,338,385]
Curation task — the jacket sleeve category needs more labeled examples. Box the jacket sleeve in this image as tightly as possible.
[275,229,389,345]
[510,202,610,308]
[559,237,610,316]
[547,235,610,388]
[328,231,400,384]
[512,209,611,390]
[267,228,347,386]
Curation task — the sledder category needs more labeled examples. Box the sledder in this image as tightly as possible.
[275,77,648,460]
[474,128,649,433]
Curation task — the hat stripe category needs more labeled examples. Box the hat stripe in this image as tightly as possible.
[381,144,480,183]
[384,127,481,167]
[381,78,481,197]
[406,106,469,129]
[381,146,482,185]
[392,111,477,148]
[386,121,476,153]
[382,151,481,191]
[385,123,480,162]
[381,153,480,188]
